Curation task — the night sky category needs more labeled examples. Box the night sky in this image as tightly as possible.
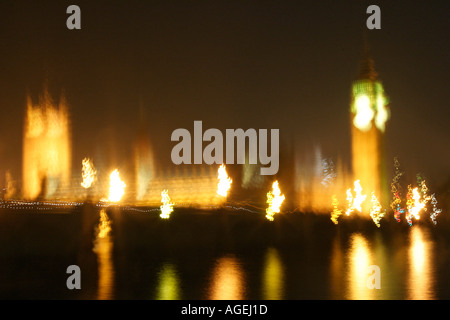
[0,0,448,188]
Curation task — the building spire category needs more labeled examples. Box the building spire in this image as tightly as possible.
[357,32,378,81]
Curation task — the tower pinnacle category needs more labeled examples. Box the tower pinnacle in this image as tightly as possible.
[357,34,378,81]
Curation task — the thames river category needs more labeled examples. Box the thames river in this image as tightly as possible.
[0,205,449,300]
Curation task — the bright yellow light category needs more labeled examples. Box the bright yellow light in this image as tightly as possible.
[330,195,343,224]
[420,180,431,204]
[142,166,226,207]
[97,208,112,239]
[347,233,374,300]
[390,182,402,210]
[263,248,284,300]
[408,227,434,299]
[369,192,385,228]
[160,190,174,219]
[209,255,245,300]
[217,164,232,197]
[266,181,285,221]
[108,169,126,202]
[345,188,353,216]
[353,180,367,212]
[81,158,96,189]
[23,91,71,199]
[345,180,367,216]
[409,187,425,221]
[92,208,114,300]
[353,95,374,131]
[156,263,180,300]
[375,95,389,132]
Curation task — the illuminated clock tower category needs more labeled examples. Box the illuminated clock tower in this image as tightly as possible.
[350,44,390,212]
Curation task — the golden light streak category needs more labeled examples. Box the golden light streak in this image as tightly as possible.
[345,188,353,216]
[92,209,115,300]
[160,190,174,219]
[407,227,434,299]
[209,255,245,300]
[217,164,232,197]
[97,208,112,239]
[262,247,284,300]
[406,186,414,225]
[419,180,431,204]
[390,158,403,218]
[345,180,367,216]
[156,263,180,300]
[81,158,96,189]
[265,181,285,221]
[375,95,389,132]
[330,195,343,224]
[23,90,71,199]
[430,194,442,225]
[410,188,425,220]
[406,186,427,225]
[369,192,385,228]
[347,233,374,300]
[107,169,126,202]
[353,180,367,213]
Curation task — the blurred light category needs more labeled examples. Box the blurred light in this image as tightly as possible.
[266,181,285,221]
[108,169,126,202]
[430,194,442,225]
[217,164,232,197]
[347,233,374,299]
[92,209,114,300]
[353,95,374,131]
[408,227,434,299]
[330,195,343,224]
[406,186,427,225]
[22,90,71,199]
[345,180,367,216]
[209,255,245,300]
[263,247,284,300]
[81,158,96,189]
[160,190,174,219]
[156,263,180,300]
[369,192,385,228]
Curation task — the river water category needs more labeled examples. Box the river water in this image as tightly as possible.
[0,205,449,300]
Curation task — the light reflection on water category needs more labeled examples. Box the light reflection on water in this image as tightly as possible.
[208,254,246,300]
[347,233,375,300]
[156,263,180,300]
[92,209,115,300]
[262,247,284,300]
[407,227,434,300]
[152,248,285,300]
[93,236,115,300]
[94,223,439,300]
[19,208,441,300]
[329,226,436,300]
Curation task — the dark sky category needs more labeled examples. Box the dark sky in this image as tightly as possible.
[0,0,448,188]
